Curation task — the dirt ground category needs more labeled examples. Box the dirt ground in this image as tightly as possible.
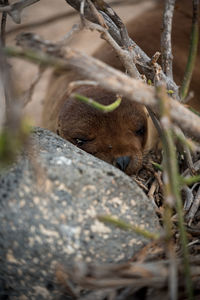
[6,0,156,126]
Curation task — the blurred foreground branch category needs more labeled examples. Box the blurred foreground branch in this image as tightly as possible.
[180,0,199,100]
[158,85,193,300]
[0,47,30,169]
[56,255,200,299]
[4,45,200,141]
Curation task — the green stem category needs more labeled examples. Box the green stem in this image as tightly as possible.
[157,86,194,300]
[4,46,64,69]
[180,175,200,186]
[98,215,160,240]
[152,161,163,171]
[0,119,31,170]
[175,188,194,300]
[180,0,199,100]
[73,93,121,112]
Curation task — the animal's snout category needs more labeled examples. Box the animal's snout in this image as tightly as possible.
[115,156,131,172]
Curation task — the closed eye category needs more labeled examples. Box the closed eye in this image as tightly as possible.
[73,137,94,147]
[135,125,146,136]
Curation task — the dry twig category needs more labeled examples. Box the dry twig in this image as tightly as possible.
[161,0,176,79]
[186,186,200,226]
[6,0,142,36]
[4,45,200,141]
[0,0,9,46]
[65,0,180,98]
[84,0,140,79]
[56,256,200,299]
[22,66,44,107]
[0,0,40,24]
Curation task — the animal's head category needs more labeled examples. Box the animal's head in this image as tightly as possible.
[57,86,148,175]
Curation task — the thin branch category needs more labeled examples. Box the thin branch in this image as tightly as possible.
[160,0,196,188]
[89,0,131,49]
[148,179,159,208]
[15,32,65,57]
[56,257,200,294]
[161,0,176,79]
[0,0,9,46]
[182,160,200,178]
[157,84,178,300]
[174,126,195,174]
[0,0,40,24]
[22,66,44,107]
[181,175,200,186]
[180,0,199,100]
[6,0,141,36]
[187,186,200,226]
[87,0,108,29]
[84,21,140,79]
[82,0,140,79]
[65,0,180,99]
[183,186,194,212]
[1,12,7,45]
[157,85,194,300]
[4,45,200,141]
[98,215,160,240]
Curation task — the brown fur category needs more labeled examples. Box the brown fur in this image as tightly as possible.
[57,86,147,175]
[42,0,200,174]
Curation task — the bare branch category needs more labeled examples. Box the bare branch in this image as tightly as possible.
[16,32,65,57]
[84,21,140,79]
[187,186,200,226]
[174,126,195,174]
[57,23,83,46]
[0,0,9,46]
[161,0,176,79]
[4,45,200,141]
[65,0,180,99]
[56,257,200,294]
[22,66,44,107]
[6,0,141,36]
[79,0,140,79]
[0,0,40,24]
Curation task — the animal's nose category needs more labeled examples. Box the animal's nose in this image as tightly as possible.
[115,156,131,171]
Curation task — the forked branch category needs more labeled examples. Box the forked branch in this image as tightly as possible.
[65,0,180,99]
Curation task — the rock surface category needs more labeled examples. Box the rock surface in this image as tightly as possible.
[0,127,160,299]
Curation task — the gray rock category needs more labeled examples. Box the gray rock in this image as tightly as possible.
[0,127,160,299]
